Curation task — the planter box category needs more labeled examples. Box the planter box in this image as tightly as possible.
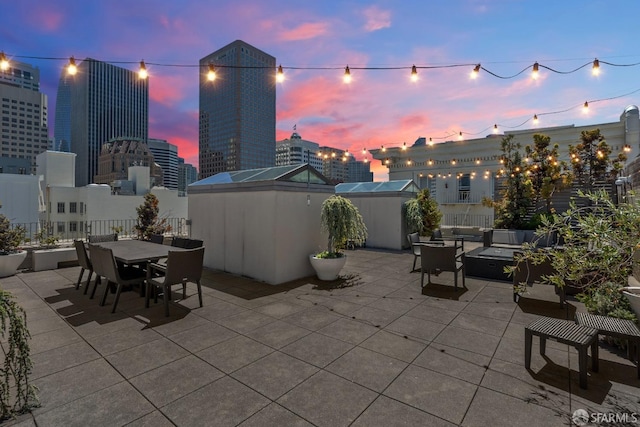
[33,248,78,272]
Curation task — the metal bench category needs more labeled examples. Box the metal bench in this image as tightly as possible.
[575,312,640,379]
[525,316,599,389]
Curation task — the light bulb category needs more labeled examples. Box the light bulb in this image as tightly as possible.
[402,142,407,150]
[533,114,539,125]
[471,64,480,79]
[138,60,148,79]
[532,62,539,80]
[410,65,418,82]
[67,57,77,75]
[493,124,499,134]
[0,52,9,71]
[428,137,434,146]
[207,63,216,81]
[592,58,600,76]
[583,101,589,113]
[343,66,351,84]
[276,64,284,83]
[458,132,463,141]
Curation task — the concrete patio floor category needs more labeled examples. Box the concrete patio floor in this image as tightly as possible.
[2,244,640,426]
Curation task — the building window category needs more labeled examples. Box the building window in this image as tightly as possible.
[57,222,65,234]
[80,202,84,214]
[70,221,77,232]
[458,174,471,202]
[57,202,65,213]
[69,202,77,213]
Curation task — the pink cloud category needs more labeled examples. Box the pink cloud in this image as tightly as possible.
[279,22,331,41]
[148,73,190,106]
[29,8,64,32]
[362,6,391,32]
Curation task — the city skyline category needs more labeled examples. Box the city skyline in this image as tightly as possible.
[3,1,640,180]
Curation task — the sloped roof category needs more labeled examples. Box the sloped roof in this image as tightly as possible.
[191,164,331,186]
[335,179,419,193]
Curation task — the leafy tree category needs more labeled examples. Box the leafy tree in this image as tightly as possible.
[404,189,442,236]
[487,135,534,229]
[0,214,26,255]
[134,193,171,240]
[525,133,571,214]
[513,190,638,321]
[568,129,626,191]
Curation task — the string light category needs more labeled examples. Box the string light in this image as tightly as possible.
[381,145,386,152]
[362,148,367,155]
[428,137,434,146]
[583,101,589,113]
[67,56,77,75]
[458,132,463,141]
[0,52,9,71]
[410,65,418,82]
[402,142,407,150]
[471,64,480,79]
[343,65,351,84]
[7,53,640,83]
[624,144,632,153]
[533,114,539,124]
[138,60,148,79]
[207,63,216,81]
[592,58,600,76]
[276,64,284,83]
[493,124,499,134]
[531,62,539,80]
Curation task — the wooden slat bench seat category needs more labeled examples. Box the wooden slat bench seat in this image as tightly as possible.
[525,316,599,389]
[575,312,640,378]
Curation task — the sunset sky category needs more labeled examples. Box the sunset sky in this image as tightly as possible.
[3,0,640,180]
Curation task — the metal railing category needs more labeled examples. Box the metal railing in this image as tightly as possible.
[437,191,484,204]
[442,214,493,229]
[10,218,188,246]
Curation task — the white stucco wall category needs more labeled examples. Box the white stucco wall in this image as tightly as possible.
[188,182,333,285]
[0,174,40,225]
[341,193,412,250]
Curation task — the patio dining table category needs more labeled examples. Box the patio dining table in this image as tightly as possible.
[92,239,189,265]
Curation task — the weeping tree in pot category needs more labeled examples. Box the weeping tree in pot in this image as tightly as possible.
[310,195,368,281]
[0,213,38,418]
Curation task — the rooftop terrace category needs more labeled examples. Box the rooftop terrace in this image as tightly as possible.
[3,243,639,426]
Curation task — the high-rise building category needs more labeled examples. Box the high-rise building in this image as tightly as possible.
[317,146,373,184]
[58,58,148,187]
[199,40,276,178]
[177,157,198,196]
[94,137,162,186]
[147,138,178,190]
[0,60,49,174]
[53,74,71,152]
[275,131,323,172]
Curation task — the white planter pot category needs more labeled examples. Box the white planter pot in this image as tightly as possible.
[622,287,640,318]
[309,254,347,281]
[0,251,27,278]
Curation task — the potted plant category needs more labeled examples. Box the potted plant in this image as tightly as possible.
[0,214,27,277]
[404,188,442,237]
[309,195,367,281]
[134,193,172,240]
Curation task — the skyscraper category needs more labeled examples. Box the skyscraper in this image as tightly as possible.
[58,58,148,186]
[199,40,276,178]
[53,74,71,152]
[177,157,198,196]
[147,138,178,190]
[0,60,49,174]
